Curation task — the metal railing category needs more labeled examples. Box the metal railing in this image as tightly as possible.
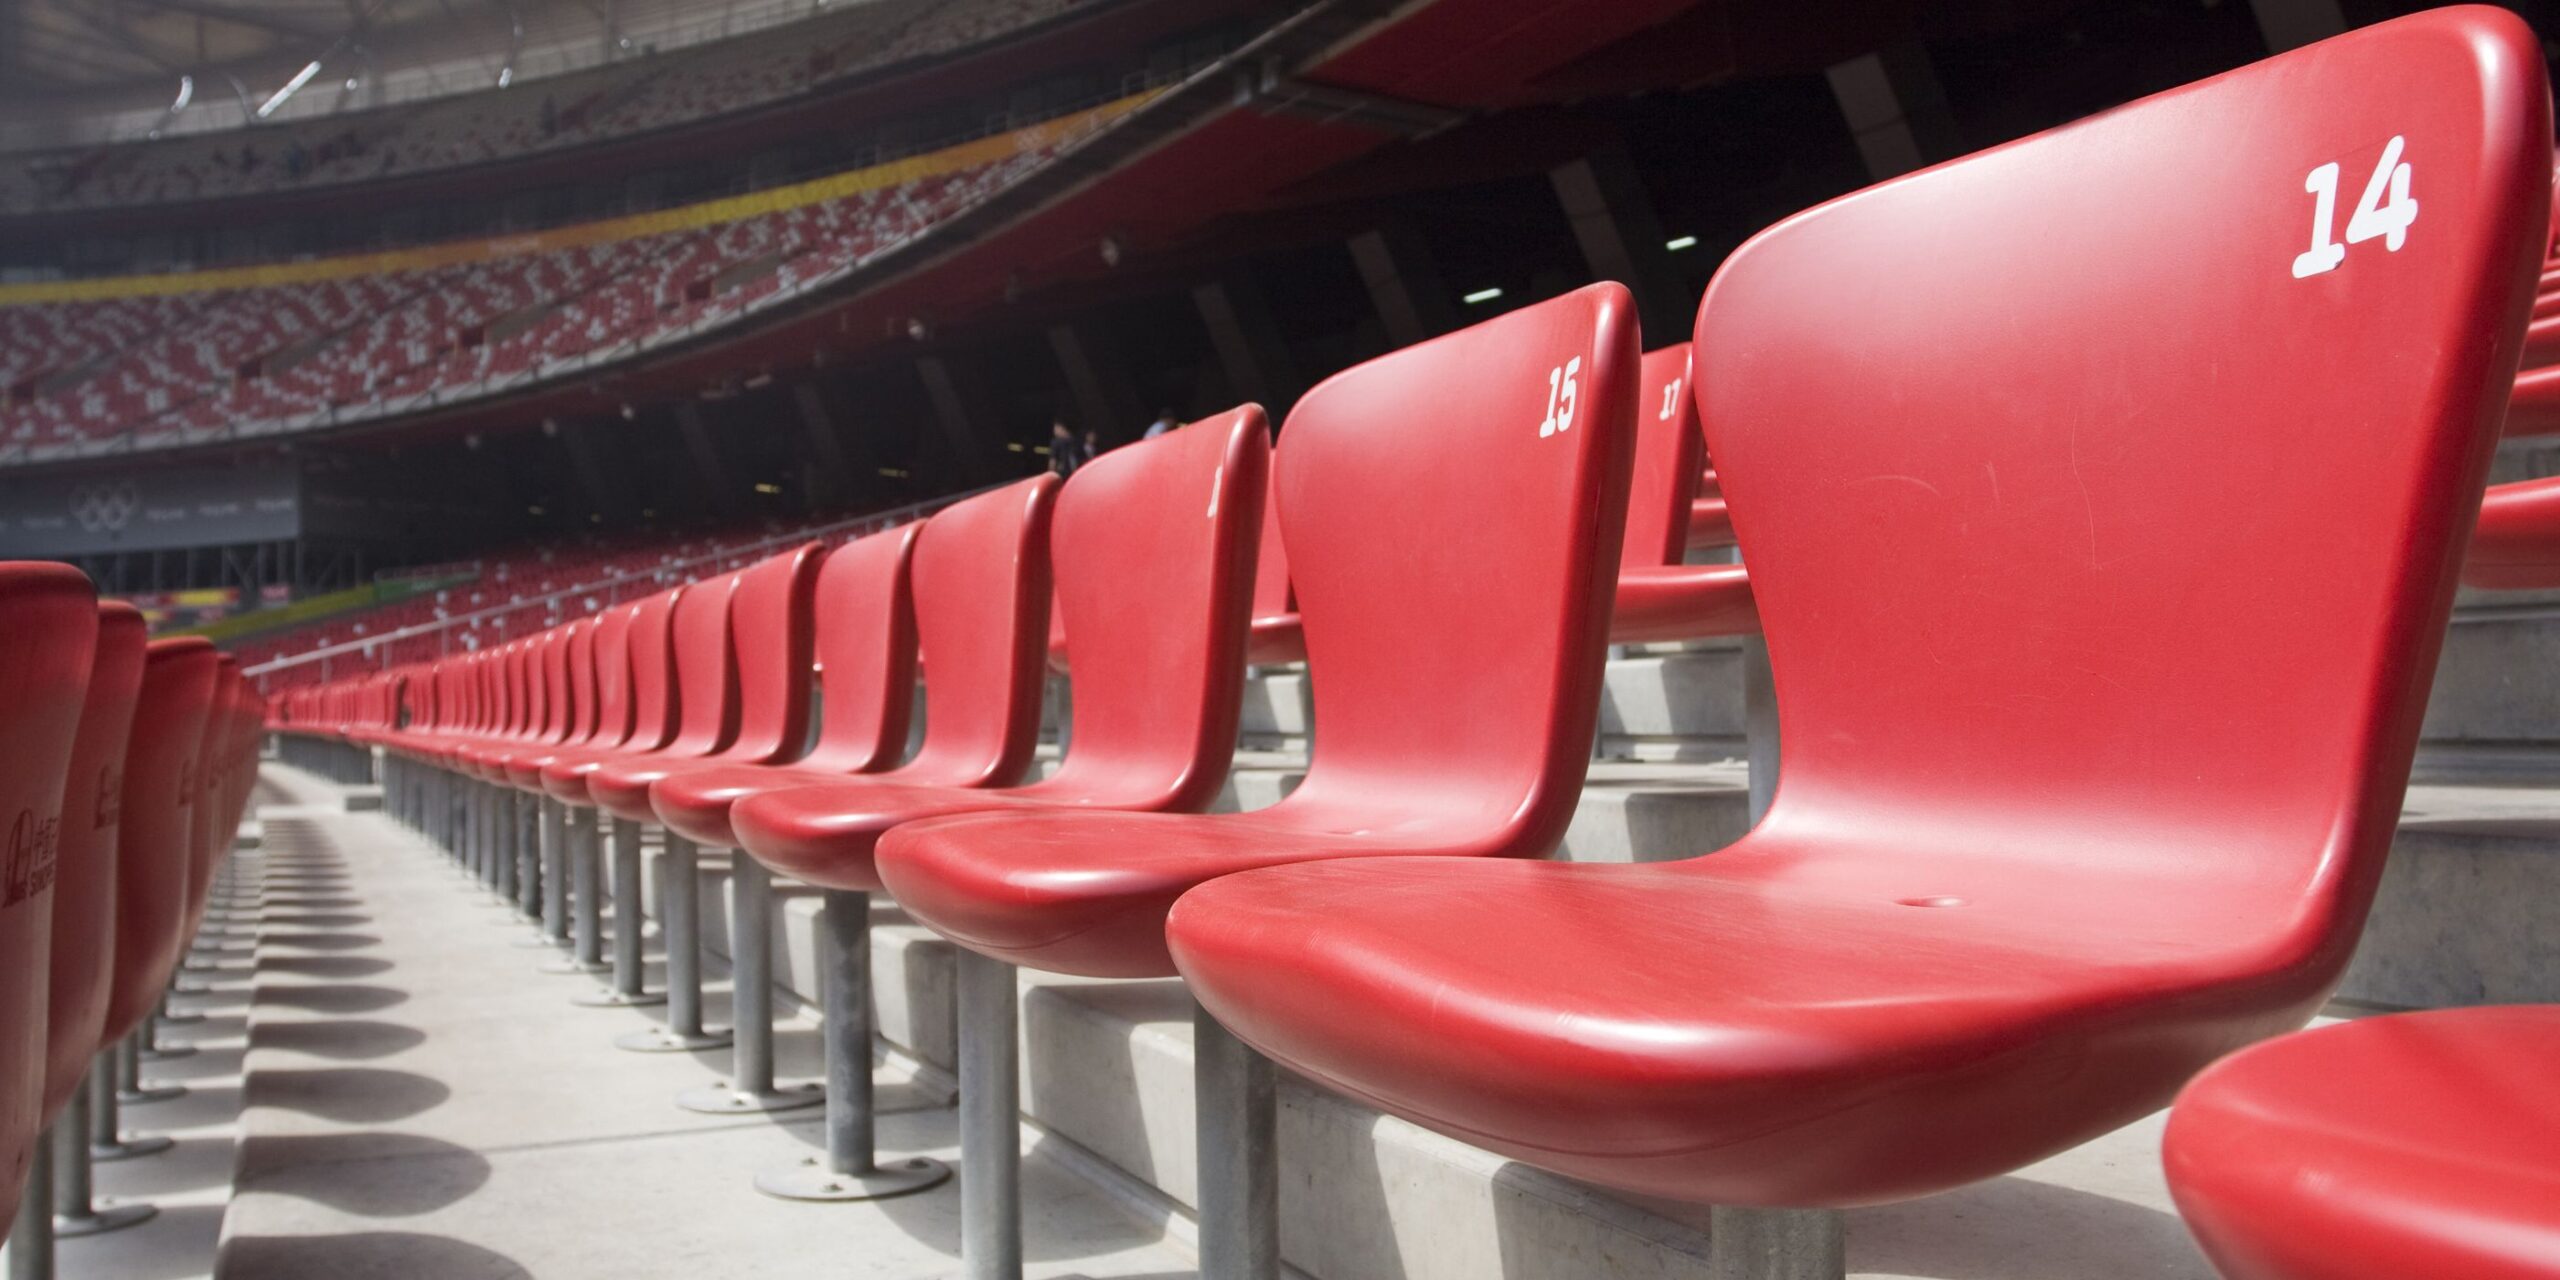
[245,480,1001,685]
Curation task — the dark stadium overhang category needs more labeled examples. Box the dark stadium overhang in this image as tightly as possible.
[7,0,1987,477]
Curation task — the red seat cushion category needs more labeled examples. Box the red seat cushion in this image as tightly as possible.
[2165,1007,2560,1280]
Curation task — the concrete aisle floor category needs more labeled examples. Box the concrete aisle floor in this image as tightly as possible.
[215,770,1199,1280]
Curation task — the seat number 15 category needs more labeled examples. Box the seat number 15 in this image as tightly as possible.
[2292,135,2416,279]
[1539,357,1582,438]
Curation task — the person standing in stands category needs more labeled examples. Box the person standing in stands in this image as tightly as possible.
[1082,428,1103,468]
[1048,420,1079,477]
[1142,408,1179,439]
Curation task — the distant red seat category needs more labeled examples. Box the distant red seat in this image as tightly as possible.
[0,563,99,1247]
[104,638,224,1078]
[1250,340,1756,666]
[42,603,148,1134]
[645,524,922,849]
[586,545,824,824]
[1611,342,1759,642]
[2164,1007,2560,1279]
[1166,5,2547,1235]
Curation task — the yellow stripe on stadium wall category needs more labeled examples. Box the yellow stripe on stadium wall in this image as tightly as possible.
[0,92,1155,308]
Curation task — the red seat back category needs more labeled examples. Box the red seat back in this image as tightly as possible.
[0,563,98,1243]
[802,525,922,773]
[1624,343,1701,568]
[103,639,216,1055]
[587,603,638,748]
[1695,6,2549,996]
[721,544,825,764]
[42,602,148,1126]
[901,475,1059,788]
[184,658,243,935]
[665,574,744,759]
[1047,408,1269,809]
[1275,282,1639,842]
[623,589,682,752]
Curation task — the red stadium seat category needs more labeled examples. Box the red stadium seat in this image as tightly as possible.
[1610,342,1759,642]
[874,286,1636,1275]
[0,564,99,1249]
[2164,1006,2560,1279]
[732,414,1262,1204]
[1154,10,2546,1275]
[644,524,923,849]
[41,603,148,1134]
[585,546,824,823]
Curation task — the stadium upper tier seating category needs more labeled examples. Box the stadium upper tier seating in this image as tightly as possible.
[0,110,1099,458]
[0,0,1090,216]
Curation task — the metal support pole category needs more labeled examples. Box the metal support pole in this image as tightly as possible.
[676,856,820,1113]
[5,1119,53,1280]
[574,817,665,1007]
[542,801,571,944]
[957,951,1022,1280]
[493,788,520,905]
[115,1032,184,1105]
[1195,1002,1279,1280]
[86,1054,168,1162]
[1741,636,1779,827]
[1706,1206,1846,1280]
[515,792,541,920]
[617,834,729,1052]
[50,1092,151,1237]
[756,890,947,1200]
[544,809,609,975]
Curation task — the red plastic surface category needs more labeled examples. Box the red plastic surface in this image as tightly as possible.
[742,413,1260,895]
[588,544,821,821]
[570,574,744,813]
[1168,10,2549,1209]
[104,639,214,1047]
[647,525,920,848]
[2466,473,2560,588]
[1611,343,1761,642]
[41,602,147,1126]
[0,564,99,1245]
[874,286,1636,977]
[539,587,684,804]
[2506,363,2560,435]
[2165,1006,2560,1279]
[182,659,242,938]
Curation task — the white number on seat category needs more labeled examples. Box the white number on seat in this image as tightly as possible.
[1658,376,1684,421]
[2294,136,2415,279]
[1540,357,1582,438]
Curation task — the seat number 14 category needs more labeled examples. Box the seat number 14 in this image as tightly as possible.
[2292,135,2416,279]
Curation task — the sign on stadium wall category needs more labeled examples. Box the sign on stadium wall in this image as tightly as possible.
[0,465,300,555]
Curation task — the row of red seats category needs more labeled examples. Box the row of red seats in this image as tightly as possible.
[0,568,265,1268]
[270,12,2557,1279]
